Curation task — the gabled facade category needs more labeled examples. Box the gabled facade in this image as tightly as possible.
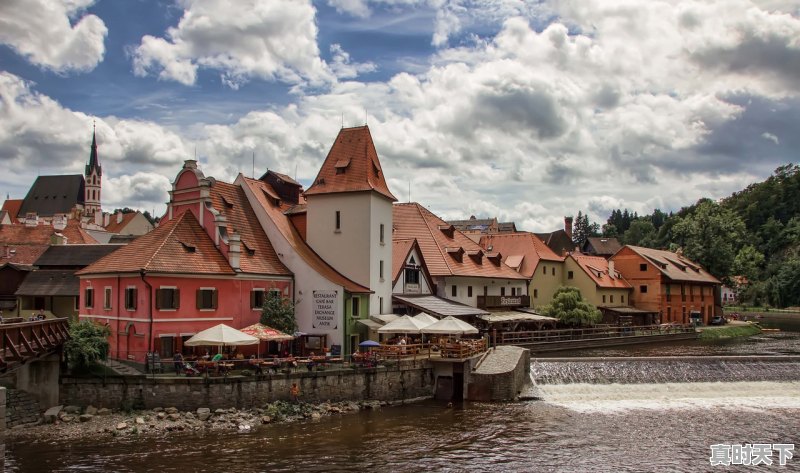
[103,211,154,236]
[238,173,372,356]
[393,203,529,311]
[78,161,293,363]
[582,237,623,258]
[611,245,721,324]
[564,254,632,308]
[480,232,564,308]
[392,239,434,296]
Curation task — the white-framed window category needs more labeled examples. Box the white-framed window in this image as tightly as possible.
[125,286,137,311]
[85,287,94,308]
[156,287,180,310]
[196,288,218,310]
[251,288,265,310]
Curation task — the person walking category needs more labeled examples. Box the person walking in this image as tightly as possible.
[173,352,184,375]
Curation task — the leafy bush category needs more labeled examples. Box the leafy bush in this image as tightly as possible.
[541,286,601,327]
[64,320,110,371]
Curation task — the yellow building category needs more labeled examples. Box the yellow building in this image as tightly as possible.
[564,254,632,308]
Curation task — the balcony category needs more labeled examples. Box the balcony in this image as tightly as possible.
[477,295,530,309]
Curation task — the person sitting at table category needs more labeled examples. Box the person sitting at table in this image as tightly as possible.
[202,350,210,361]
[248,355,262,374]
[211,352,224,362]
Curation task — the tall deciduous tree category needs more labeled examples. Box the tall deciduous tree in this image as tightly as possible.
[541,286,601,326]
[671,200,746,282]
[260,294,297,335]
[622,219,656,247]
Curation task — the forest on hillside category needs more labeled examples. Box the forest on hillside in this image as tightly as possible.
[570,164,800,308]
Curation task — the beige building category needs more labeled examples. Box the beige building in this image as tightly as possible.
[564,254,632,307]
[479,232,565,309]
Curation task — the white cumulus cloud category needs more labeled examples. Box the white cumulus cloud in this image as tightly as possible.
[0,0,107,73]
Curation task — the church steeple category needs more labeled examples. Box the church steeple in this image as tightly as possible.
[84,124,102,217]
[85,125,102,177]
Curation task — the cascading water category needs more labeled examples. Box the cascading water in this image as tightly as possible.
[531,357,800,412]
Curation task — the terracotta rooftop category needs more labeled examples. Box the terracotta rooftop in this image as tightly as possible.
[1,199,22,222]
[240,176,371,293]
[77,210,235,276]
[569,254,631,289]
[393,203,527,280]
[479,232,563,278]
[392,239,416,283]
[0,220,98,246]
[620,246,720,284]
[535,229,574,256]
[0,245,48,266]
[104,212,139,234]
[304,126,397,202]
[208,180,291,276]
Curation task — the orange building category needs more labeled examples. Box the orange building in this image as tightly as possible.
[610,245,720,324]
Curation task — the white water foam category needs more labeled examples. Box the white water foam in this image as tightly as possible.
[538,381,800,413]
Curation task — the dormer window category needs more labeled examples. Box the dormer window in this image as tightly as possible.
[179,241,196,253]
[242,241,255,256]
[335,158,350,174]
[221,196,234,209]
[446,247,464,263]
[438,224,455,238]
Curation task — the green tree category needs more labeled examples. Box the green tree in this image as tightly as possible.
[671,200,747,282]
[572,211,600,247]
[602,223,619,238]
[766,256,800,308]
[541,286,601,326]
[64,320,110,371]
[622,219,656,247]
[260,293,297,334]
[731,245,764,282]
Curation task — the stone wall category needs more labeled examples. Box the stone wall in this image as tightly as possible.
[5,388,42,428]
[60,362,435,411]
[0,387,5,472]
[467,346,531,401]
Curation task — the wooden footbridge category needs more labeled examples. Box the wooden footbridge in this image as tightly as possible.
[0,318,70,374]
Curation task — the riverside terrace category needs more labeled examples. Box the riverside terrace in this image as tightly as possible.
[136,338,490,378]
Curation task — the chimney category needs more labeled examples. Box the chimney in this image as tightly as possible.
[25,212,38,227]
[228,231,241,271]
[608,260,615,279]
[564,216,573,239]
[117,212,123,224]
[104,212,110,226]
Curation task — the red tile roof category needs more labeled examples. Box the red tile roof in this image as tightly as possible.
[1,199,22,222]
[0,245,48,266]
[569,254,631,289]
[479,232,563,278]
[393,203,527,280]
[77,210,235,275]
[104,212,139,234]
[0,219,97,246]
[620,246,720,284]
[208,180,291,276]
[240,176,371,293]
[392,238,416,283]
[304,126,397,202]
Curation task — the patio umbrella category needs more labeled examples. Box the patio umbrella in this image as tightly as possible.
[184,323,259,347]
[239,323,294,358]
[412,312,438,327]
[377,315,425,334]
[239,323,294,342]
[421,316,479,335]
[359,340,381,347]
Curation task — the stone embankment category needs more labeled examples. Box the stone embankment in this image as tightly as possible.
[5,389,41,428]
[8,399,400,442]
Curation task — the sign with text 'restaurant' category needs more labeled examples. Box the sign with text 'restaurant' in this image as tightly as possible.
[312,290,338,329]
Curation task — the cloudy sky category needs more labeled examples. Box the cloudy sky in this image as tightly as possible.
[1,0,798,232]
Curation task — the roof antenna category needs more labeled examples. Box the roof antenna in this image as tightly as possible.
[341,112,344,129]
[252,151,255,179]
[294,164,298,182]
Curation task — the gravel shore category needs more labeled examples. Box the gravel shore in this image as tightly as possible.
[6,399,393,443]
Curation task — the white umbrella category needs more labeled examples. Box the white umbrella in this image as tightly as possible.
[421,316,479,335]
[377,315,426,334]
[412,312,438,327]
[184,323,260,346]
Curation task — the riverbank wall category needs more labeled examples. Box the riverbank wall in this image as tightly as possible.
[60,361,435,411]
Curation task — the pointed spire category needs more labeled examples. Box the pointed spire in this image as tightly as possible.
[85,124,102,177]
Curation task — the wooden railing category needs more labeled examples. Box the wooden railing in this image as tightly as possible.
[0,318,70,373]
[498,324,695,346]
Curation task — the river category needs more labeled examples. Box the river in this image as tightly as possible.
[6,315,800,472]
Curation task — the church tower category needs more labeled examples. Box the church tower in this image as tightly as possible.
[84,127,102,216]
